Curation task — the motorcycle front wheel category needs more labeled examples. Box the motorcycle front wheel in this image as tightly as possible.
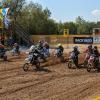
[68,61,72,69]
[23,63,29,72]
[87,64,92,72]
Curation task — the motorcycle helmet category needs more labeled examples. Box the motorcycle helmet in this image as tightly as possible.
[30,45,35,52]
[14,43,18,46]
[94,46,97,49]
[39,40,41,43]
[88,44,92,49]
[73,46,78,50]
[57,43,62,47]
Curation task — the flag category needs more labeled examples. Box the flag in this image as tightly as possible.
[0,8,2,13]
[0,9,3,20]
[4,16,10,28]
[2,8,9,16]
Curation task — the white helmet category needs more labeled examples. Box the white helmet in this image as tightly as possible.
[29,45,35,52]
[57,43,62,47]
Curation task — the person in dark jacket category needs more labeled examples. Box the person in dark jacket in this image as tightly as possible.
[93,46,100,67]
[93,46,99,57]
[56,44,64,57]
[12,43,20,55]
[43,42,50,57]
[0,43,7,60]
[71,46,80,68]
[38,41,44,50]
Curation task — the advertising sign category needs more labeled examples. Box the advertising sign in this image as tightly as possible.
[93,37,100,43]
[74,37,93,44]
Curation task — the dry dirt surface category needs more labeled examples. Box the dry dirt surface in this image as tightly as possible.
[0,53,100,100]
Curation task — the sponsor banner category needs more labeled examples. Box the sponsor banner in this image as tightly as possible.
[74,37,93,44]
[93,37,100,43]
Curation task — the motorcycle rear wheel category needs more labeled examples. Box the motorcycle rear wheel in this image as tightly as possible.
[35,61,40,69]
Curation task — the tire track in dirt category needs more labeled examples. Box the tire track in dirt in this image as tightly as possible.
[31,74,100,100]
[0,54,100,100]
[0,66,99,99]
[50,78,100,100]
[5,75,100,100]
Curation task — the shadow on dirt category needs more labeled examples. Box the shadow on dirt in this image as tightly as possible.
[34,67,52,73]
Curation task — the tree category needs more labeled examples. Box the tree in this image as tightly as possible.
[76,16,91,34]
[57,21,64,35]
[64,22,77,34]
[17,1,58,35]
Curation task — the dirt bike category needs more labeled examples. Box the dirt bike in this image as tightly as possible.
[83,53,91,68]
[0,50,7,61]
[67,58,76,69]
[83,60,88,68]
[38,49,47,62]
[11,48,20,56]
[56,51,64,62]
[23,52,40,72]
[87,55,100,72]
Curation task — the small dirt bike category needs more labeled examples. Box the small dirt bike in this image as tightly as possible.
[0,50,7,61]
[11,48,20,56]
[55,50,65,62]
[67,58,76,69]
[37,49,47,62]
[87,55,100,72]
[23,52,40,72]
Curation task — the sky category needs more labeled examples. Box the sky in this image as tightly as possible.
[27,0,100,22]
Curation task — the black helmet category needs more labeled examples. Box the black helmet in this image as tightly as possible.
[94,46,97,49]
[88,45,92,49]
[73,46,78,50]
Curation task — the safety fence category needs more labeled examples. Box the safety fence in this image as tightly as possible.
[31,35,97,44]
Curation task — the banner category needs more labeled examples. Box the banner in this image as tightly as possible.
[93,37,100,43]
[74,37,93,44]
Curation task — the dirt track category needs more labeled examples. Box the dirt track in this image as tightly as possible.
[0,54,100,100]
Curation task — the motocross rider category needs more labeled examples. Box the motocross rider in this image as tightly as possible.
[0,43,7,61]
[92,46,100,67]
[43,42,50,57]
[56,43,64,57]
[84,44,93,64]
[70,46,80,68]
